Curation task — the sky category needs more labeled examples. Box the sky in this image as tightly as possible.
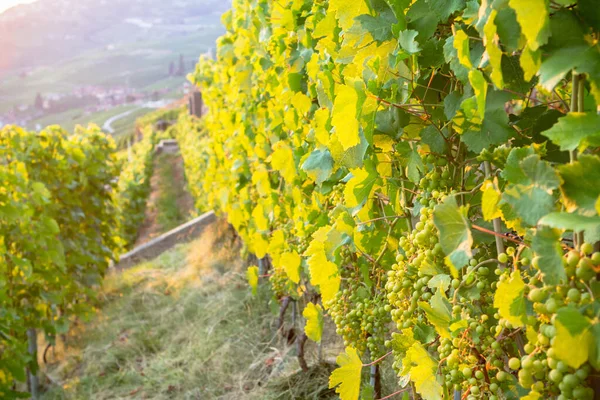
[0,0,37,13]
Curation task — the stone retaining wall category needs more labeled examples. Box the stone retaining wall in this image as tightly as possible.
[114,211,217,270]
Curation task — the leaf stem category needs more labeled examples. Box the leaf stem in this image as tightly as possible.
[376,387,411,400]
[363,350,393,367]
[471,224,527,246]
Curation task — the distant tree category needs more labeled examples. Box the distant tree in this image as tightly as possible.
[169,61,175,76]
[34,93,44,110]
[177,54,185,76]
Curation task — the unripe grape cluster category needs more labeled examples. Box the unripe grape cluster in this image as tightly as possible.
[326,247,392,360]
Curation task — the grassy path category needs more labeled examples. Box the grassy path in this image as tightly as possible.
[39,224,336,400]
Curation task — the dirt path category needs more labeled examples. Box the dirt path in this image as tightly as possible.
[134,152,194,246]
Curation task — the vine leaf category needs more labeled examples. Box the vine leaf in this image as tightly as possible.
[251,232,269,259]
[395,142,424,183]
[403,342,443,400]
[344,165,378,209]
[251,204,269,231]
[332,84,361,150]
[303,302,324,343]
[493,270,527,328]
[501,154,560,227]
[329,347,363,400]
[280,251,301,283]
[542,112,600,152]
[433,196,473,270]
[520,47,541,82]
[301,149,334,185]
[558,154,600,216]
[531,226,567,285]
[246,266,259,296]
[469,69,487,119]
[508,0,549,51]
[481,180,502,221]
[329,0,369,31]
[355,11,396,43]
[461,90,513,153]
[306,242,340,305]
[553,307,593,369]
[399,29,422,54]
[418,290,452,339]
[539,213,600,244]
[483,9,504,89]
[270,142,296,183]
[453,30,472,69]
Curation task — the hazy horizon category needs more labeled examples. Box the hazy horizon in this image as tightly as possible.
[0,0,36,13]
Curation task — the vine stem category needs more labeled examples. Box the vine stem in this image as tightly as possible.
[471,224,528,246]
[569,73,585,248]
[357,215,406,225]
[363,350,393,367]
[376,387,411,400]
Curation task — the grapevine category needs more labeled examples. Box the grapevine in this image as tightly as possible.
[0,123,156,398]
[179,0,600,398]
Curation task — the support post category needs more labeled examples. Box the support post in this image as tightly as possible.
[27,328,39,400]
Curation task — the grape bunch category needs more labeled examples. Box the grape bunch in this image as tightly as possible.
[326,247,392,360]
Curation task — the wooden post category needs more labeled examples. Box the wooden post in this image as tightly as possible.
[27,328,39,400]
[189,91,203,118]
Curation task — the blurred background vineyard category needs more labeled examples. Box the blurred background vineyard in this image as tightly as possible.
[0,0,229,138]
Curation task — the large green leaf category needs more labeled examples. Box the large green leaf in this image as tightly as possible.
[461,90,513,153]
[399,29,422,54]
[354,9,396,43]
[531,227,567,285]
[433,196,473,269]
[539,212,600,243]
[501,153,560,226]
[542,112,600,152]
[558,155,600,216]
[301,149,334,185]
[396,142,424,183]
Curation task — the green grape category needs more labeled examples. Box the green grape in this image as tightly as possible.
[498,253,508,263]
[509,357,521,370]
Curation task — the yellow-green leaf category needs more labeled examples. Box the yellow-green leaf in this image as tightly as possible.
[252,204,269,231]
[453,30,472,69]
[329,0,370,31]
[483,10,504,89]
[332,84,360,150]
[247,266,259,296]
[271,142,296,182]
[405,342,443,400]
[494,270,527,328]
[303,302,323,343]
[520,47,541,82]
[280,251,301,283]
[306,243,340,305]
[509,0,549,51]
[481,180,502,221]
[553,307,592,369]
[329,347,363,400]
[469,69,487,119]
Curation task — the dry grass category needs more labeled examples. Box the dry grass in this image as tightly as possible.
[39,222,338,400]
